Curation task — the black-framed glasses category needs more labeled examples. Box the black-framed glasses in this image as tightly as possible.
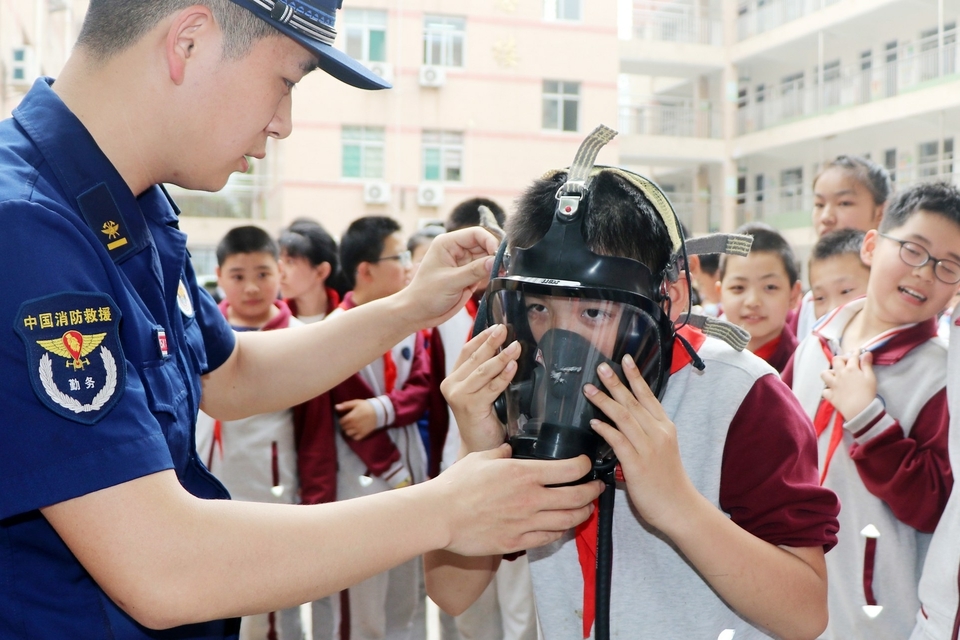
[373,250,412,268]
[879,233,960,284]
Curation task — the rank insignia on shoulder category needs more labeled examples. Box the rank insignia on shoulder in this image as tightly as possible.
[15,292,125,425]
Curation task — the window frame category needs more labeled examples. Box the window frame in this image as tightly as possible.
[342,9,388,63]
[542,80,581,133]
[421,130,464,182]
[341,125,386,180]
[422,15,466,67]
[543,0,582,22]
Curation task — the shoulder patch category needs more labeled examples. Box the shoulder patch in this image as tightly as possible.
[15,292,125,425]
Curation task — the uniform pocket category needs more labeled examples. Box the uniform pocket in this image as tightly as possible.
[139,357,187,417]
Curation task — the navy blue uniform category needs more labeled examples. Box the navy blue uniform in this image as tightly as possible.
[0,78,239,639]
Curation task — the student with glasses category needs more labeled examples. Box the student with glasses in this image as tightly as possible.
[324,216,433,640]
[783,181,959,640]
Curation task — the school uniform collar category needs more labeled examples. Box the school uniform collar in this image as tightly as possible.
[812,296,939,366]
[13,78,158,260]
[218,298,294,331]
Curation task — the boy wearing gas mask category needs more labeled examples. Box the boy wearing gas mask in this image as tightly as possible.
[425,128,840,640]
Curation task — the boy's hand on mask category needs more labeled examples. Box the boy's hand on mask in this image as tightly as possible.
[441,324,518,454]
[583,355,699,534]
[401,228,498,329]
[432,444,604,556]
[820,351,877,421]
[336,399,378,440]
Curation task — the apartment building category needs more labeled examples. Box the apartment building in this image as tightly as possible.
[624,0,960,260]
[6,1,956,276]
[179,1,621,273]
[0,0,85,118]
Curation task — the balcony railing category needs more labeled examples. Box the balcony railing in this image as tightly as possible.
[619,100,723,138]
[659,191,723,232]
[737,0,842,40]
[632,2,723,45]
[737,39,959,135]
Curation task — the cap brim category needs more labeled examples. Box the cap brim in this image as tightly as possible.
[230,0,391,90]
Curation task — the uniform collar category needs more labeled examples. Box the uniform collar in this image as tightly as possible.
[812,296,939,365]
[13,78,159,258]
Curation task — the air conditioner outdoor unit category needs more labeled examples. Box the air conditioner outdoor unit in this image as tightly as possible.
[366,61,394,84]
[363,181,391,204]
[8,46,36,87]
[417,183,445,207]
[419,65,446,87]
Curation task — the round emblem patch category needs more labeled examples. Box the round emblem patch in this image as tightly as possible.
[177,279,195,317]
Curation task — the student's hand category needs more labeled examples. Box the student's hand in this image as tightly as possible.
[583,355,700,534]
[441,325,519,454]
[400,228,498,329]
[336,399,379,440]
[432,444,605,555]
[820,351,877,420]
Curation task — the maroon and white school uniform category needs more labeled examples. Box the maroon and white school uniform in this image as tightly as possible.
[329,292,431,640]
[784,298,952,640]
[529,326,839,640]
[195,299,303,640]
[912,302,960,640]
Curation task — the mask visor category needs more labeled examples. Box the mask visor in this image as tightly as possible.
[489,280,672,466]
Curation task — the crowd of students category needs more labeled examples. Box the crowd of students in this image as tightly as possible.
[201,199,538,640]
[203,154,960,640]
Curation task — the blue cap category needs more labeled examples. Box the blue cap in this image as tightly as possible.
[229,0,390,90]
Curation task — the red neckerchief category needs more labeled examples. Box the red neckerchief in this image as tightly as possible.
[753,333,782,364]
[812,337,845,485]
[811,303,936,485]
[574,325,706,638]
[339,292,395,392]
[285,286,341,319]
[209,299,293,465]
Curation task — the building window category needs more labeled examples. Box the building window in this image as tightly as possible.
[884,148,897,183]
[423,15,465,67]
[342,126,385,179]
[543,80,580,132]
[544,0,582,21]
[422,131,463,182]
[780,167,803,211]
[343,9,387,62]
[919,141,940,178]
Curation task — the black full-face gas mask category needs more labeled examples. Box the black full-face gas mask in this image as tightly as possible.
[477,125,753,481]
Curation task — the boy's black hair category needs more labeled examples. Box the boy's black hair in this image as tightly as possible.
[340,216,402,289]
[814,155,892,206]
[216,225,278,266]
[719,222,799,285]
[811,228,867,263]
[507,170,672,277]
[446,197,507,232]
[698,253,720,276]
[880,181,960,233]
[408,224,445,253]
